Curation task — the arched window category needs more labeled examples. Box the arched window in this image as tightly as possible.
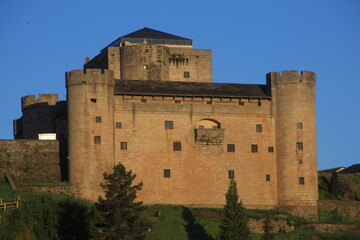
[197,119,221,129]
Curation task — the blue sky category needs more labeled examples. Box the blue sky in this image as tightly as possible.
[0,0,359,170]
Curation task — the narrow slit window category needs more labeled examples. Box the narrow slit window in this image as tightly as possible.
[256,124,262,132]
[164,169,171,178]
[228,170,234,179]
[299,177,305,185]
[94,136,101,144]
[173,142,181,151]
[115,122,122,129]
[95,116,102,123]
[296,142,303,150]
[297,122,303,129]
[251,144,258,153]
[91,98,97,103]
[266,174,271,182]
[165,121,173,129]
[227,144,235,152]
[141,99,147,103]
[120,142,127,150]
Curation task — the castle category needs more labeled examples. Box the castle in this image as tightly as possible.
[12,28,318,218]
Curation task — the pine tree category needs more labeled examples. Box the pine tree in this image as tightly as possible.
[94,163,150,240]
[329,172,341,198]
[261,212,274,240]
[217,180,251,240]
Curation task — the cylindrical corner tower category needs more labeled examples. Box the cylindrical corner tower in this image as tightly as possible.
[21,94,59,139]
[268,70,318,218]
[66,69,115,201]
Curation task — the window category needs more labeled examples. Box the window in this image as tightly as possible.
[164,169,171,178]
[143,65,147,69]
[266,174,271,182]
[95,116,102,123]
[206,101,212,105]
[239,102,244,106]
[299,177,305,185]
[174,100,181,104]
[141,99,147,103]
[120,142,127,150]
[228,170,234,179]
[268,147,274,153]
[94,136,101,144]
[173,142,181,151]
[297,122,303,129]
[115,122,122,129]
[227,144,235,152]
[251,144,258,153]
[258,102,262,106]
[184,71,190,78]
[256,124,262,132]
[165,121,173,129]
[90,98,97,103]
[296,142,303,150]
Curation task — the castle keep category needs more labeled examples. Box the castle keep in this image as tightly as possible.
[13,28,318,217]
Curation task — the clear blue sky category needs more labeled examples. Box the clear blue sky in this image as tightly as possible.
[1,0,359,170]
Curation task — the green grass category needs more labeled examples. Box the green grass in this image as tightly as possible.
[2,185,360,240]
[351,175,360,185]
[146,205,189,240]
[16,181,71,187]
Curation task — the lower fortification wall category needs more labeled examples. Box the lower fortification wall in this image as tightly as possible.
[0,140,64,183]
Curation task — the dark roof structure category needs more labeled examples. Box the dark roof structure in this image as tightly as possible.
[103,28,192,51]
[339,164,360,174]
[120,27,191,41]
[115,80,270,98]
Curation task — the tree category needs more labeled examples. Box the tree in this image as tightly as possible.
[217,180,251,240]
[261,212,274,240]
[94,163,150,240]
[329,172,341,198]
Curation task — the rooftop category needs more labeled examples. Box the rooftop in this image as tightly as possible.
[115,80,270,98]
[103,27,192,51]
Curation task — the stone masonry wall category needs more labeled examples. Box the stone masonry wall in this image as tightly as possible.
[0,140,62,183]
[113,95,278,208]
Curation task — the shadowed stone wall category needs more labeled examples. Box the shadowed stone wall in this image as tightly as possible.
[0,140,63,183]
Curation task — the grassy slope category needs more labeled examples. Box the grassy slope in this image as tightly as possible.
[2,183,360,240]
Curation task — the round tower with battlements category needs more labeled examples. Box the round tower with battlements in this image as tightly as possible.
[267,70,318,219]
[18,94,59,139]
[66,69,115,201]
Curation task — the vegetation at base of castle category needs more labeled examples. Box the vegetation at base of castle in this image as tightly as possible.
[2,174,360,239]
[261,213,274,240]
[329,172,342,197]
[318,173,360,201]
[217,179,251,240]
[0,192,95,240]
[93,163,150,240]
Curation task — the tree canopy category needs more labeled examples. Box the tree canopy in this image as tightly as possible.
[217,179,251,240]
[94,163,150,240]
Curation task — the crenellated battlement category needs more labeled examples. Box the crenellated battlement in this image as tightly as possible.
[21,94,59,110]
[267,70,316,86]
[66,69,114,87]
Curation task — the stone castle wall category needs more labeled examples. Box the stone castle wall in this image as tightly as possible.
[113,96,277,207]
[0,140,63,183]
